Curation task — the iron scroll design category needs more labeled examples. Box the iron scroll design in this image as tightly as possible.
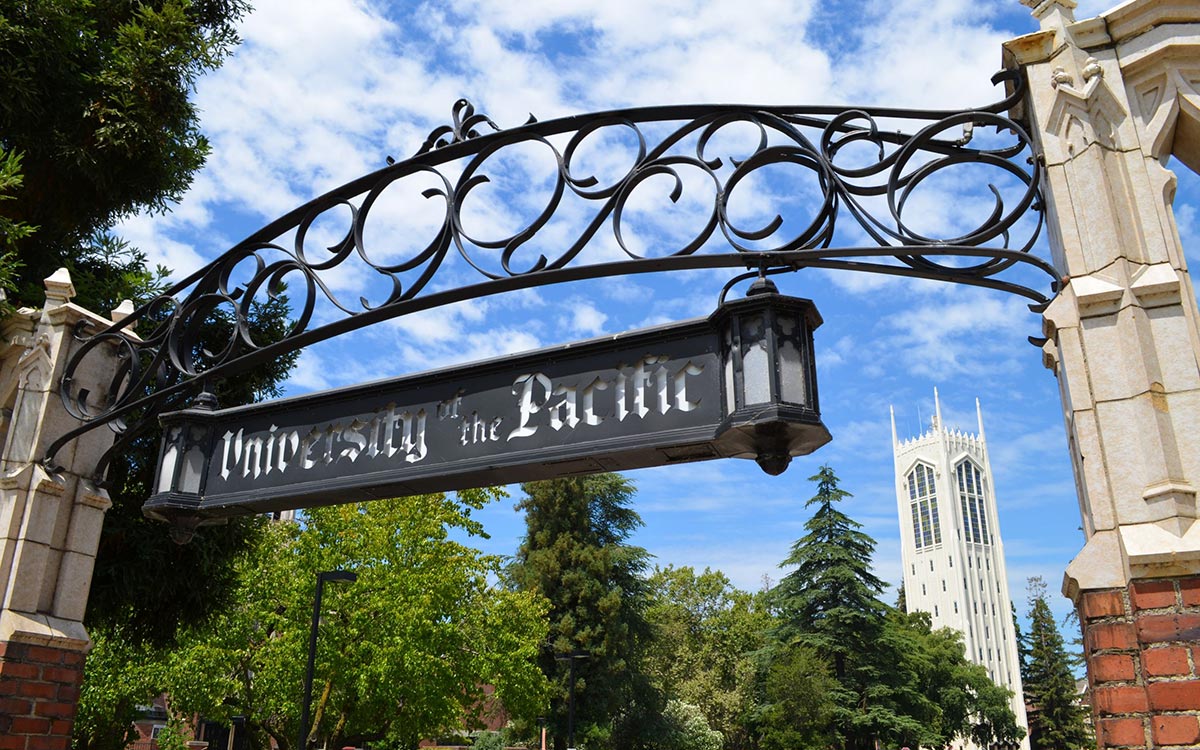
[50,70,1057,478]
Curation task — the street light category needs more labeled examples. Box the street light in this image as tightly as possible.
[298,569,357,750]
[554,651,589,750]
[710,276,831,475]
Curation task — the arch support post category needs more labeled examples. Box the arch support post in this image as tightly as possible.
[0,270,126,745]
[1006,0,1200,746]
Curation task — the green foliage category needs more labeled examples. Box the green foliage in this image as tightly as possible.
[509,474,658,750]
[473,729,509,750]
[1023,577,1091,750]
[758,644,835,750]
[643,566,772,750]
[0,147,30,311]
[164,490,549,750]
[769,465,1023,750]
[73,623,168,750]
[771,465,887,675]
[0,0,249,307]
[661,700,723,750]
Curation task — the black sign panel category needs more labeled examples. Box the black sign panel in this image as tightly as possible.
[146,317,734,520]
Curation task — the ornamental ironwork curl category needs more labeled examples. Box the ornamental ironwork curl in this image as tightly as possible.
[50,70,1057,478]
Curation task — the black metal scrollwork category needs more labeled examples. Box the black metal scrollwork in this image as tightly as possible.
[50,70,1057,478]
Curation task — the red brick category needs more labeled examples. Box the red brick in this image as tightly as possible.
[1180,578,1200,607]
[1094,653,1138,682]
[1145,647,1192,677]
[1137,614,1200,644]
[60,652,84,668]
[1083,590,1128,619]
[29,738,70,750]
[0,662,39,680]
[1096,685,1151,714]
[56,684,79,702]
[0,696,32,715]
[1132,580,1179,611]
[1154,715,1200,745]
[1148,681,1200,711]
[0,737,23,750]
[24,646,64,666]
[33,701,74,719]
[39,666,79,685]
[18,681,57,700]
[1100,717,1146,746]
[49,719,71,734]
[0,642,28,662]
[10,715,51,733]
[1090,622,1140,651]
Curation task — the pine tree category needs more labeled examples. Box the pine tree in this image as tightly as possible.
[1023,577,1090,750]
[770,466,1022,750]
[509,474,659,750]
[770,465,894,750]
[772,464,887,677]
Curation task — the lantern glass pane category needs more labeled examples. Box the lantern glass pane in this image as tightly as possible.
[777,314,807,404]
[739,313,771,405]
[157,440,179,493]
[722,323,736,413]
[181,446,205,493]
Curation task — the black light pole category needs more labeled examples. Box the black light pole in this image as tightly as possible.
[298,569,357,750]
[555,651,589,750]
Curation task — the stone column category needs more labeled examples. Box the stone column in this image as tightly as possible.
[1005,1,1200,748]
[0,270,128,749]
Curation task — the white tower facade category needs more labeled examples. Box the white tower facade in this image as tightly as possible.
[891,391,1029,750]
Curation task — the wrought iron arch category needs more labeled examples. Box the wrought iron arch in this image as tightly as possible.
[49,70,1058,480]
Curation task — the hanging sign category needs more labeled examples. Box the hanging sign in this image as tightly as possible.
[144,293,831,525]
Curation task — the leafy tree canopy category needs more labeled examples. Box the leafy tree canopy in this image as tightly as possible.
[0,0,248,307]
[643,566,772,750]
[150,490,548,750]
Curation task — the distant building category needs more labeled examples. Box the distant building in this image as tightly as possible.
[891,390,1030,750]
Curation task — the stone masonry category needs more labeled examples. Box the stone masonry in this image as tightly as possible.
[1005,0,1200,747]
[0,271,128,748]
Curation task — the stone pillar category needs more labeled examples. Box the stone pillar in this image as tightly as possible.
[1005,1,1200,748]
[0,270,127,748]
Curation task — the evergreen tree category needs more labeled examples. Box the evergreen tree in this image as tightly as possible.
[772,464,887,677]
[1023,577,1090,750]
[770,466,1022,750]
[509,474,660,750]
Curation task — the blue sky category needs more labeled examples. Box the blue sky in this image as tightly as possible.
[117,0,1200,628]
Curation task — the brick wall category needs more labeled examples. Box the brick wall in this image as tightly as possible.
[1080,575,1200,749]
[0,641,85,750]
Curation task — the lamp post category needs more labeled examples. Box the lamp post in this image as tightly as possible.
[298,569,357,750]
[554,651,589,750]
[710,276,831,475]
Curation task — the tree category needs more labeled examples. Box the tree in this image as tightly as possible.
[509,474,658,750]
[771,466,1022,750]
[661,700,724,750]
[643,566,774,750]
[771,465,887,678]
[1023,577,1091,750]
[758,643,836,750]
[0,0,248,306]
[163,490,548,750]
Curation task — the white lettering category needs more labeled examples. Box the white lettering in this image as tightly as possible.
[508,373,552,440]
[674,362,704,412]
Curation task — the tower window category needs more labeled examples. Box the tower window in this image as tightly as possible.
[942,580,946,591]
[908,463,941,549]
[956,460,990,546]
